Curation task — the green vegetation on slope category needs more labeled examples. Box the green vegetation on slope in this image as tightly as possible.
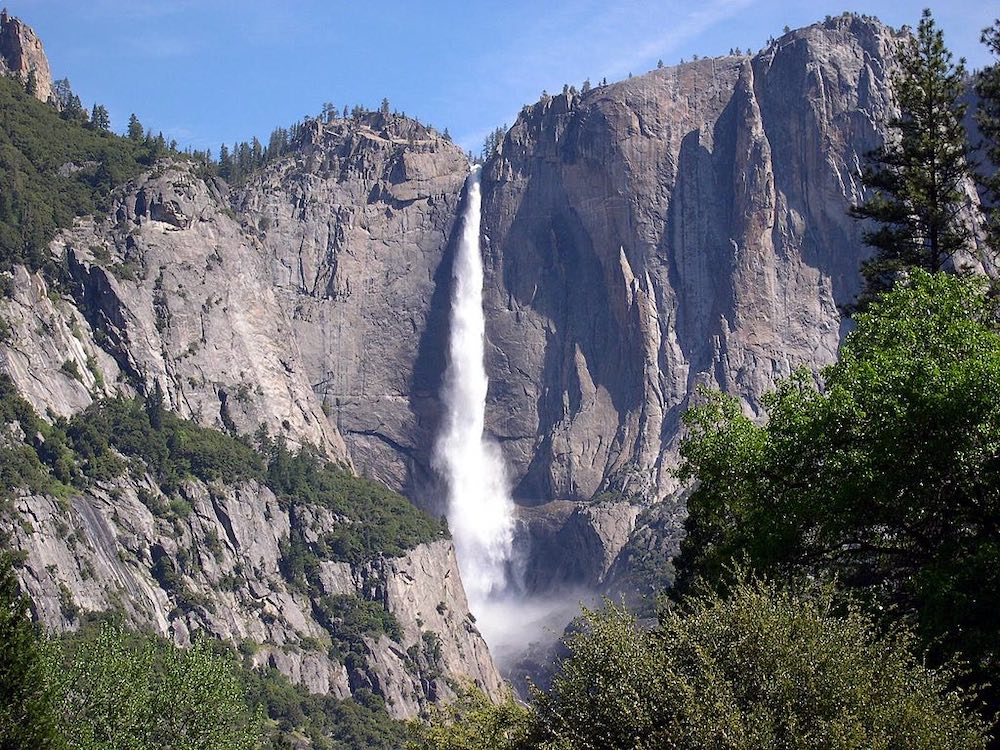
[0,378,445,562]
[250,663,406,750]
[266,437,446,563]
[0,75,168,286]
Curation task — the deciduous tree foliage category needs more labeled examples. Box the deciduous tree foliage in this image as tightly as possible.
[410,575,988,750]
[56,624,261,750]
[407,687,536,750]
[675,271,1000,728]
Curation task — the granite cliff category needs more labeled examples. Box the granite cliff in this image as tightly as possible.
[3,15,919,515]
[481,15,909,506]
[0,8,53,103]
[0,19,501,717]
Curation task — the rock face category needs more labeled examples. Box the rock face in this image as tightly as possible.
[514,497,641,592]
[3,15,937,512]
[480,15,906,503]
[3,476,503,718]
[0,10,53,103]
[2,113,470,501]
[236,115,469,498]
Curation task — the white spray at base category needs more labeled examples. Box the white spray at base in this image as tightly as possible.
[433,166,515,622]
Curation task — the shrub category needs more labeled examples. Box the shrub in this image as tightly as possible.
[415,574,989,750]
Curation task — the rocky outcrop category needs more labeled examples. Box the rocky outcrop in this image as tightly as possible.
[3,476,503,718]
[514,497,641,592]
[236,115,469,497]
[480,14,910,503]
[0,10,53,103]
[1,114,471,498]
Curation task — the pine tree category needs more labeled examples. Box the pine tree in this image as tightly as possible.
[975,19,1000,252]
[90,103,110,131]
[127,113,144,142]
[51,78,72,109]
[0,554,61,749]
[146,381,164,429]
[851,9,974,300]
[24,68,36,96]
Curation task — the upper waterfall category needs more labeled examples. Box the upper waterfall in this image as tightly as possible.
[433,166,515,613]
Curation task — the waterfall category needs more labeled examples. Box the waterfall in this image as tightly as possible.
[434,166,514,612]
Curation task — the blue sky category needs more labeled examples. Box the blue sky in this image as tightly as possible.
[6,1,997,154]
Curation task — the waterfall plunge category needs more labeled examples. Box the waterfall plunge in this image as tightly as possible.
[434,166,514,615]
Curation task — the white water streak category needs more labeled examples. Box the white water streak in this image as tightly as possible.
[434,166,514,609]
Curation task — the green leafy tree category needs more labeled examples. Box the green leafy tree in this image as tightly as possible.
[413,575,989,750]
[0,554,62,750]
[406,688,535,750]
[675,271,1000,731]
[58,623,261,750]
[851,9,974,300]
[532,578,988,750]
[976,18,1000,251]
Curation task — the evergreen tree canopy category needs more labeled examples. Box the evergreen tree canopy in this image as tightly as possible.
[851,9,974,301]
[0,75,161,283]
[0,554,62,750]
[976,18,1000,251]
[88,104,109,131]
[127,113,144,141]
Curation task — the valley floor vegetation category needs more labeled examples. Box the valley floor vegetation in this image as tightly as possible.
[0,555,408,750]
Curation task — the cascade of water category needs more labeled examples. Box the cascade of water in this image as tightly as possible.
[433,166,514,612]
